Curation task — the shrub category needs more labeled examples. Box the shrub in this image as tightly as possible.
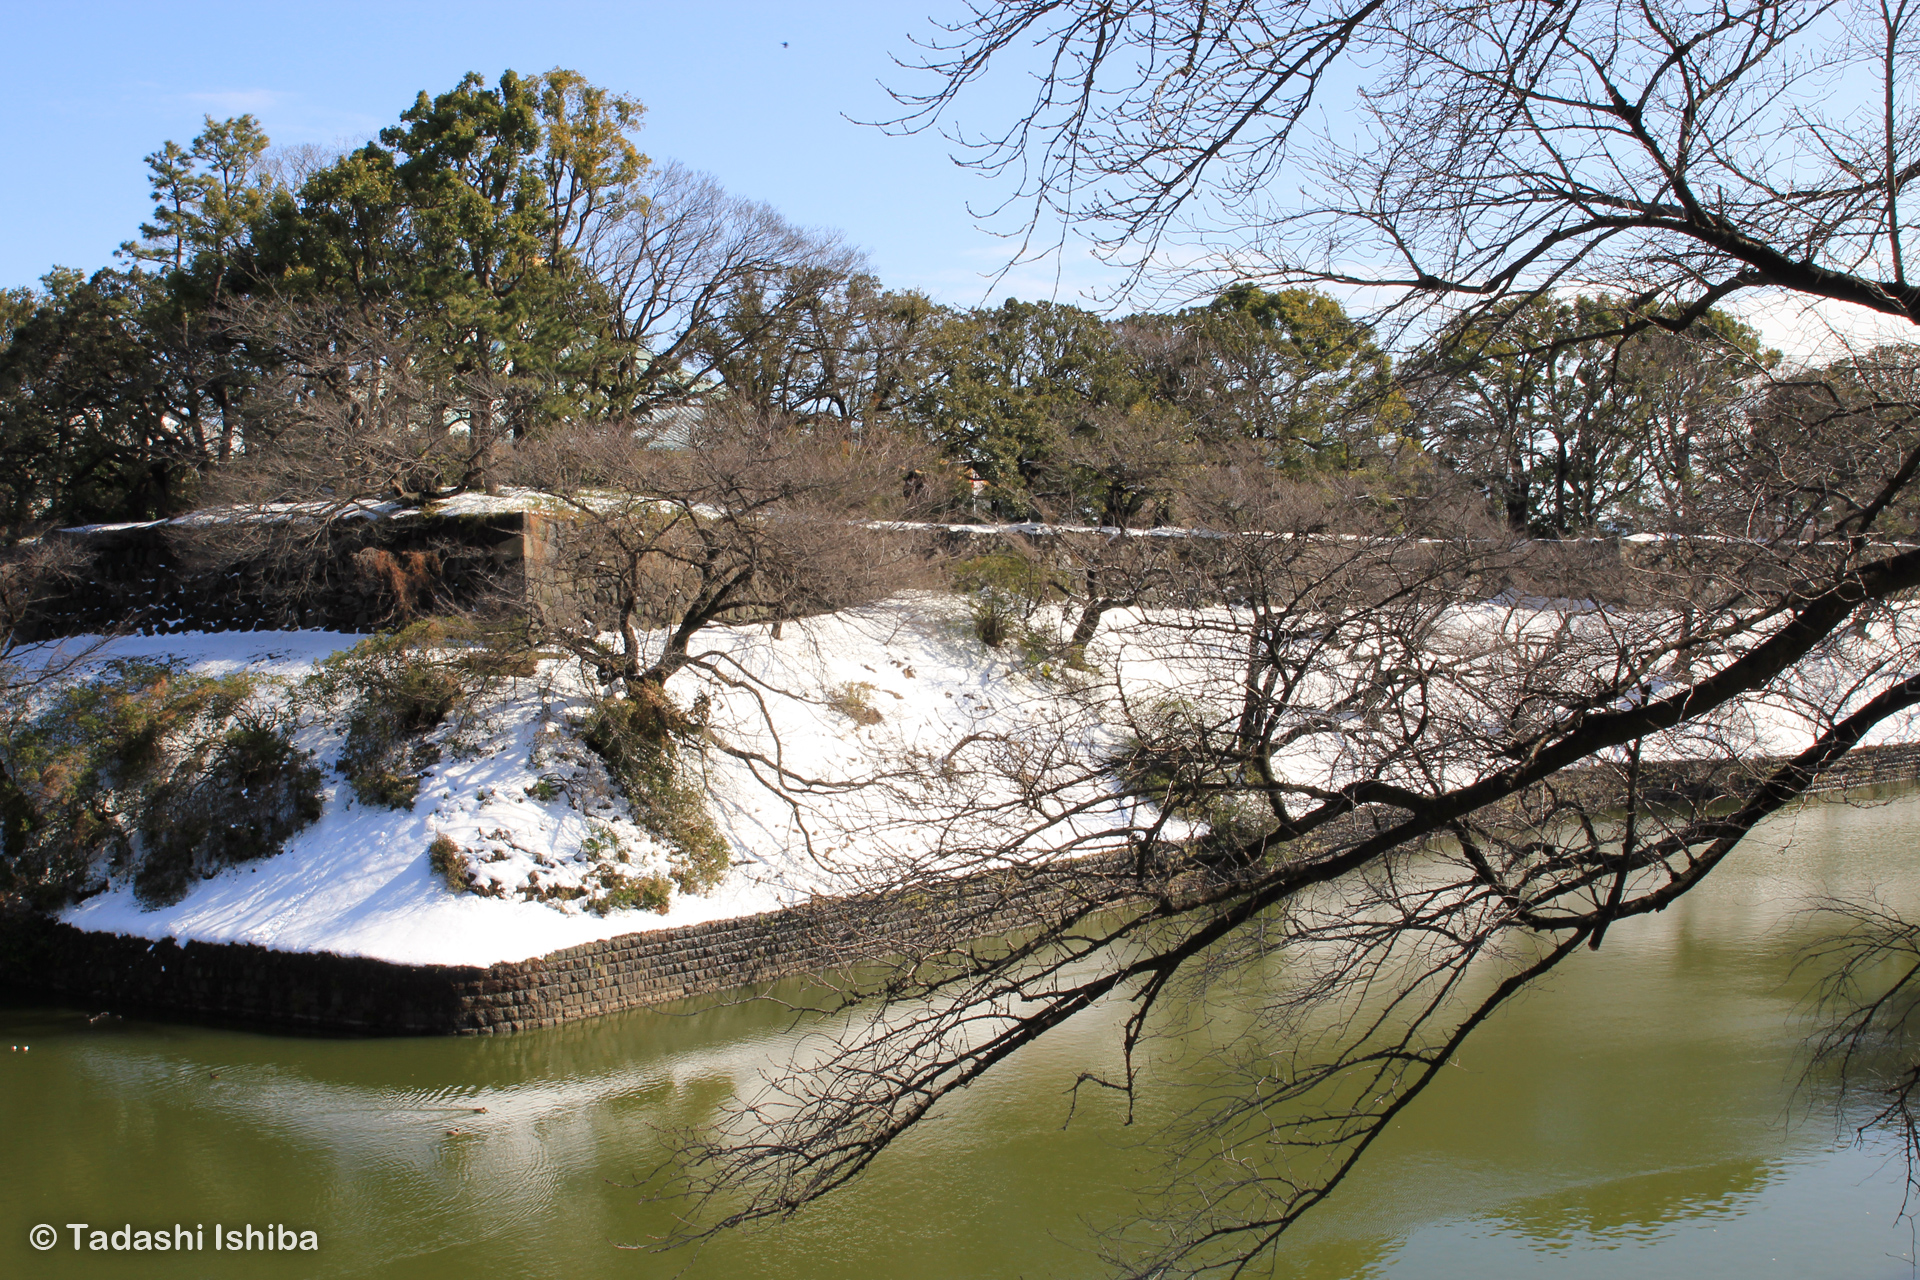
[136,718,325,907]
[1111,698,1278,850]
[427,832,470,893]
[310,623,478,809]
[829,682,884,727]
[0,661,322,910]
[950,553,1075,667]
[447,617,541,679]
[591,870,673,916]
[952,552,1055,650]
[575,825,670,914]
[973,597,1013,648]
[581,683,731,900]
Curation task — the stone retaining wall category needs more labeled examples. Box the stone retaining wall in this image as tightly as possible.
[5,744,1918,1036]
[0,863,1082,1035]
[21,513,528,641]
[1802,740,1920,794]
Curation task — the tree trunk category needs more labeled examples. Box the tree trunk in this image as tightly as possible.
[1067,598,1109,668]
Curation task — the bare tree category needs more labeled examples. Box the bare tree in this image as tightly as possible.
[508,406,940,694]
[891,0,1920,331]
[0,539,87,653]
[645,4,1920,1275]
[663,429,1920,1275]
[494,407,947,888]
[582,162,876,417]
[222,296,462,511]
[258,142,348,193]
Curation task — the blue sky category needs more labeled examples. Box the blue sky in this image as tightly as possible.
[2,0,1126,307]
[7,1,1908,357]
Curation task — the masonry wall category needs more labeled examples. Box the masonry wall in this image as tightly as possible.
[4,743,1919,1036]
[1799,741,1920,793]
[20,513,529,641]
[0,862,1086,1035]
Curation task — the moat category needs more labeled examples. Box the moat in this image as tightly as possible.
[5,794,1918,1279]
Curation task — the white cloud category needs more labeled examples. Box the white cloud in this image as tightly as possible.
[1725,289,1920,365]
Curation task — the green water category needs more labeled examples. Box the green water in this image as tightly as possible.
[5,797,1920,1278]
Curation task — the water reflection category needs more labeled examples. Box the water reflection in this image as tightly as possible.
[1492,1158,1775,1246]
[5,795,1920,1278]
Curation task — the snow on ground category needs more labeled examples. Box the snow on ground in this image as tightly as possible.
[44,601,1122,967]
[27,595,1920,968]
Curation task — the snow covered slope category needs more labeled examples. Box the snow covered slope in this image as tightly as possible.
[31,594,1920,968]
[46,603,1118,967]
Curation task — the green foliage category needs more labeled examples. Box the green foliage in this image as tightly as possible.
[0,85,1432,542]
[907,287,1408,521]
[256,69,648,459]
[309,622,481,809]
[0,112,289,535]
[952,553,1055,650]
[427,832,470,893]
[0,269,200,535]
[1750,344,1920,538]
[578,824,623,862]
[451,620,543,678]
[0,661,321,910]
[136,718,325,907]
[577,823,670,913]
[1172,284,1406,468]
[591,869,673,916]
[916,298,1140,516]
[0,115,280,536]
[123,114,272,312]
[0,69,658,537]
[581,683,730,899]
[951,551,1055,600]
[0,287,34,344]
[1421,293,1773,535]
